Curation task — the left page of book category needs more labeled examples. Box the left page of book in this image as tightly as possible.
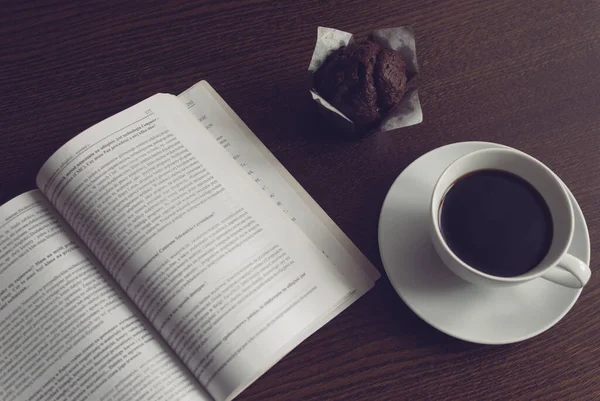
[0,190,211,401]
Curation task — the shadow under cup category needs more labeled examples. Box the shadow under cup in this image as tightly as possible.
[429,148,574,287]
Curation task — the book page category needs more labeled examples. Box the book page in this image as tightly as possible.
[0,191,211,401]
[178,83,382,399]
[36,94,372,401]
[178,81,380,283]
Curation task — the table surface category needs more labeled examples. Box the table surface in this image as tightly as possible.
[1,1,599,400]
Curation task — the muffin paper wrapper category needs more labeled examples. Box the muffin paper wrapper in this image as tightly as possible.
[309,26,422,135]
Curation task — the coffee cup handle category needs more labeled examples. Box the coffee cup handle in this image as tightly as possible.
[541,254,591,289]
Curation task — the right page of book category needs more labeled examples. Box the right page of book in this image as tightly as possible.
[178,81,382,399]
[35,94,375,401]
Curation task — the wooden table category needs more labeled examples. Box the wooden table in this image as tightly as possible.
[2,1,599,400]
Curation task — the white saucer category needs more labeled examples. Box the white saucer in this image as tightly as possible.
[378,141,590,344]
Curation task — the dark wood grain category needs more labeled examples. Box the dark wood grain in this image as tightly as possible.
[2,0,600,400]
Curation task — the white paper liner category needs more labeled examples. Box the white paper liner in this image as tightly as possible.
[309,26,422,135]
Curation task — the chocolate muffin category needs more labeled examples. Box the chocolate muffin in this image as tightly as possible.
[314,41,407,133]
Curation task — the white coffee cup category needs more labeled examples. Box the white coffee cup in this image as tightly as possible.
[429,148,591,289]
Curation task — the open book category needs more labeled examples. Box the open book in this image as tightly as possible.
[0,81,379,401]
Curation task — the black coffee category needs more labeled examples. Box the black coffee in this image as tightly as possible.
[440,169,553,277]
